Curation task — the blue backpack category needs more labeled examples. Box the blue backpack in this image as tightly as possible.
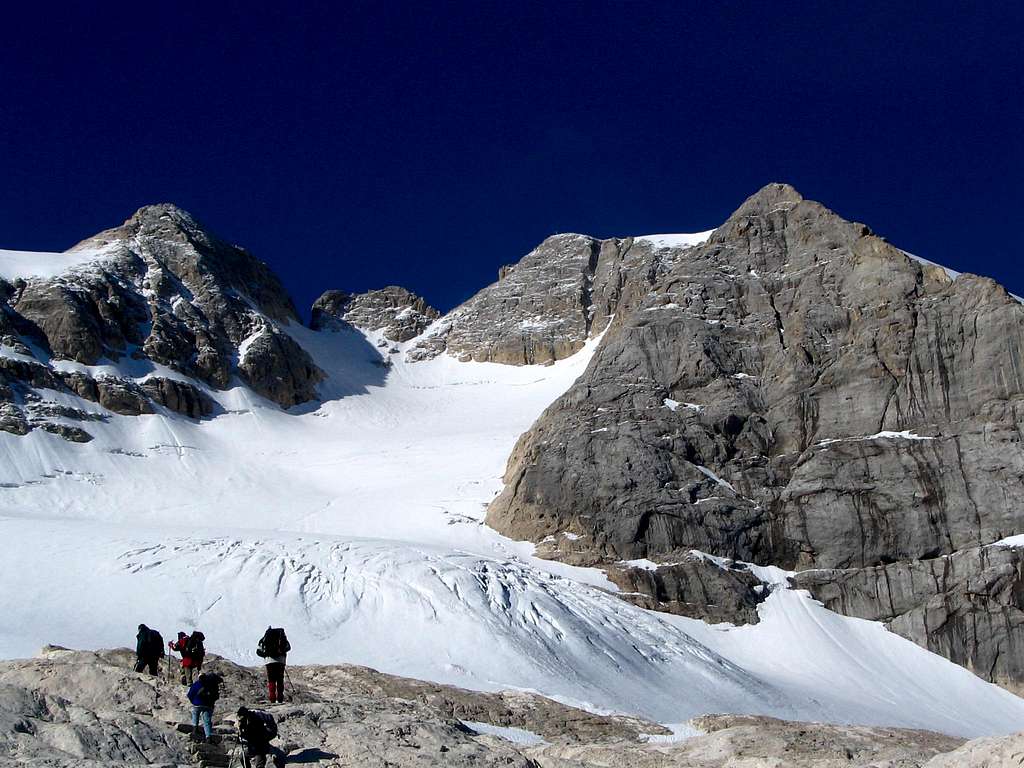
[187,675,220,707]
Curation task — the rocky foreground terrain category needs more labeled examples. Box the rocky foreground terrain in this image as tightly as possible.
[6,646,1021,767]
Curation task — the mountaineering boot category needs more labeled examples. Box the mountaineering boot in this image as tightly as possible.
[267,680,278,703]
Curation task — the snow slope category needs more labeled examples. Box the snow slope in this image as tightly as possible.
[2,247,1024,738]
[0,245,117,282]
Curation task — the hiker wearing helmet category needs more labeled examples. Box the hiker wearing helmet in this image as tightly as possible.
[255,626,290,703]
[169,630,206,685]
[237,706,284,767]
[187,671,223,743]
[133,624,164,675]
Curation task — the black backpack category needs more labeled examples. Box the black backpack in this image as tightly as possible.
[189,674,221,707]
[148,629,165,659]
[252,710,278,740]
[184,631,205,657]
[257,627,290,658]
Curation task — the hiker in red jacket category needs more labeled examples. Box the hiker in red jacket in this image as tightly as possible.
[169,630,206,686]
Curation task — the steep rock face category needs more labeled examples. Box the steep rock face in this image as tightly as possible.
[409,234,685,364]
[311,286,440,341]
[792,543,1024,696]
[0,204,323,420]
[486,183,1024,687]
[489,184,1024,566]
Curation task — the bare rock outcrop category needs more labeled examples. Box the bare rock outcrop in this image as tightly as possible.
[311,286,440,342]
[0,402,30,436]
[922,730,1024,767]
[140,377,215,418]
[409,233,684,364]
[0,646,656,766]
[604,555,767,624]
[529,714,963,767]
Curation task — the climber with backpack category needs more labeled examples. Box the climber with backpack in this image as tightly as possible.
[187,671,223,743]
[134,624,165,675]
[236,706,284,768]
[169,630,206,685]
[255,626,291,703]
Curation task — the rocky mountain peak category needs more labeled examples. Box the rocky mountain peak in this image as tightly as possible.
[1,205,323,422]
[73,202,214,252]
[485,183,1024,694]
[732,181,804,214]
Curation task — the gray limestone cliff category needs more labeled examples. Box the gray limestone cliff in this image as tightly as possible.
[485,183,1024,689]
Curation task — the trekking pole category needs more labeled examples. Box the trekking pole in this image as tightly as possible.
[284,667,295,703]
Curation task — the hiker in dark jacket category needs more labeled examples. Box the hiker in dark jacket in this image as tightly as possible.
[187,672,222,743]
[169,630,206,685]
[237,706,283,768]
[134,624,164,675]
[256,626,290,703]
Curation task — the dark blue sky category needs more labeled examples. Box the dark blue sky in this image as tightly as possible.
[2,1,1021,315]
